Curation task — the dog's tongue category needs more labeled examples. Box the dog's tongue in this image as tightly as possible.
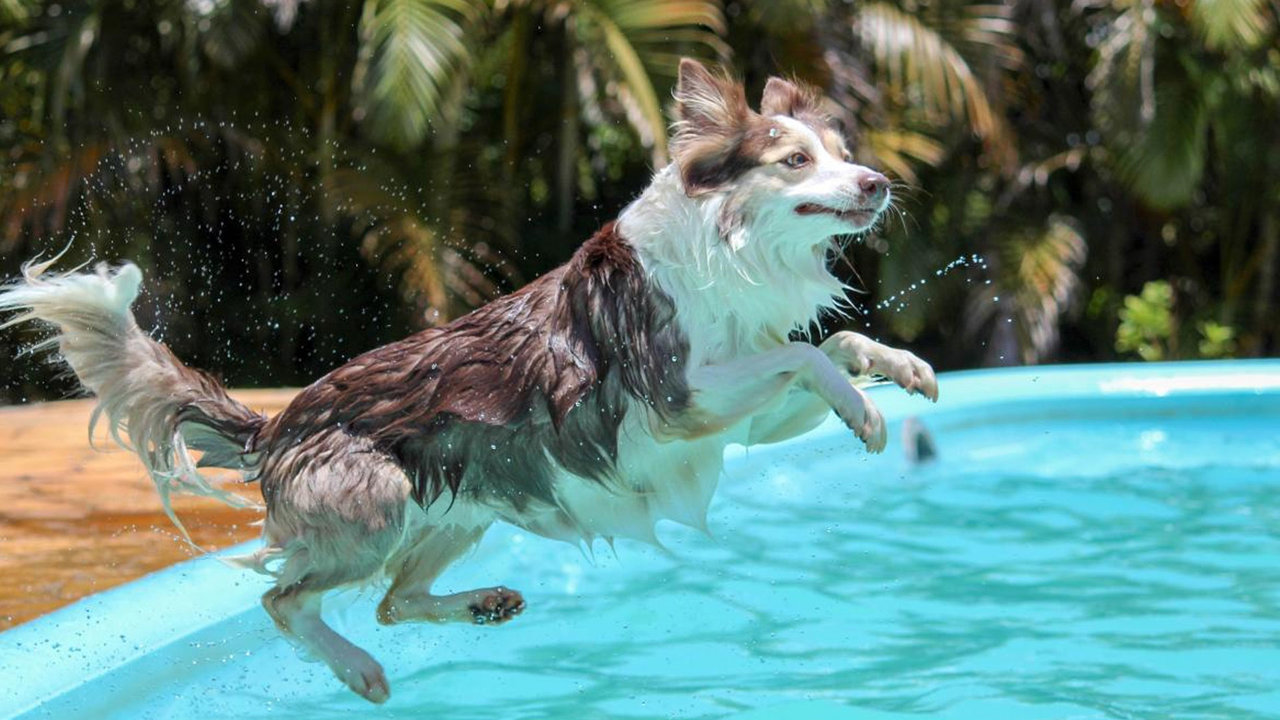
[795,203,831,216]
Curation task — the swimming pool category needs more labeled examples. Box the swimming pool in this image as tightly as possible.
[2,361,1278,719]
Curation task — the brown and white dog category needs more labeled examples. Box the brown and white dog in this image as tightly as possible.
[0,59,936,703]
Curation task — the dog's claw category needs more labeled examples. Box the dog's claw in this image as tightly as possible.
[861,403,887,453]
[834,386,886,453]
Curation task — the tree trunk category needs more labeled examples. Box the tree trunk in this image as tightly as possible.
[501,8,530,254]
[1252,208,1278,356]
[555,27,580,243]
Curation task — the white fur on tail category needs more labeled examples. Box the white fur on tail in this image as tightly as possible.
[0,257,264,541]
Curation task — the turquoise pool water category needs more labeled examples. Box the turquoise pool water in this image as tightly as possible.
[3,361,1279,719]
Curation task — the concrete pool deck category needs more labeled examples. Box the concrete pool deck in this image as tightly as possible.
[0,389,296,628]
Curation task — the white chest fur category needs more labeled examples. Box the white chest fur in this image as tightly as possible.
[501,409,741,547]
[616,165,847,367]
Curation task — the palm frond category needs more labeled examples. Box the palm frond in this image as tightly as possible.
[578,0,726,163]
[0,0,31,23]
[959,3,1023,70]
[1115,76,1207,210]
[853,0,1017,169]
[1190,0,1275,51]
[327,165,444,312]
[354,0,482,149]
[864,128,945,184]
[589,10,668,159]
[197,0,270,70]
[49,9,100,132]
[358,214,450,316]
[325,161,507,319]
[1087,2,1156,131]
[966,216,1087,364]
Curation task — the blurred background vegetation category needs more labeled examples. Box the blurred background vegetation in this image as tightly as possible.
[1,0,1277,403]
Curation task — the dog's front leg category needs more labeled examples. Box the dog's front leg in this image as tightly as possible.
[674,343,886,452]
[747,388,831,445]
[820,331,939,401]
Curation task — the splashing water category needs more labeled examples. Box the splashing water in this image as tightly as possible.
[848,253,991,324]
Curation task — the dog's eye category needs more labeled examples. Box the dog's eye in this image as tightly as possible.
[840,149,853,163]
[784,152,811,169]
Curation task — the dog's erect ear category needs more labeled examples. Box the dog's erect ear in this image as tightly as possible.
[674,58,749,135]
[760,76,823,119]
[672,59,754,197]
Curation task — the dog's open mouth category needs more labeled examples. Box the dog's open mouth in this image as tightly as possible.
[795,203,878,229]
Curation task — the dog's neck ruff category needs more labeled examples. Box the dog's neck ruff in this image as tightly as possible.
[617,164,848,365]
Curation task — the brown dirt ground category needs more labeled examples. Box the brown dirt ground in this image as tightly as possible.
[0,389,297,629]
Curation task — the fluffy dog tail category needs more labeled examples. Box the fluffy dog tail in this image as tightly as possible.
[0,256,266,540]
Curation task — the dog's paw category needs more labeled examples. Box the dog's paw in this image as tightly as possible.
[470,586,526,626]
[853,396,887,453]
[872,347,937,402]
[830,383,887,454]
[334,649,390,704]
[823,332,938,402]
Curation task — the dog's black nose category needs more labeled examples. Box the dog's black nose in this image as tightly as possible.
[858,172,890,202]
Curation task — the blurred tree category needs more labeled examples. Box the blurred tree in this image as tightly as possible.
[373,0,727,265]
[1084,0,1280,356]
[2,0,1278,405]
[724,0,1078,364]
[0,0,723,401]
[733,0,1278,366]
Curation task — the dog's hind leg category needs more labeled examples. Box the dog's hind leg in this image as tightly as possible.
[256,433,411,703]
[377,521,526,627]
[264,571,391,703]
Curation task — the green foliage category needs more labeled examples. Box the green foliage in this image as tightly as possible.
[1191,0,1275,50]
[1115,72,1209,211]
[1116,281,1175,361]
[1115,281,1240,361]
[355,0,476,150]
[853,0,1018,169]
[1,0,1278,403]
[961,216,1086,365]
[1197,321,1238,359]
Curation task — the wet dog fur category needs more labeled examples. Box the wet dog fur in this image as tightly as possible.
[0,59,938,703]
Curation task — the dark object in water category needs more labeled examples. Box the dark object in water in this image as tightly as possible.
[903,416,937,464]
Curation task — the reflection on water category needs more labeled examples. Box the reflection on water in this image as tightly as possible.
[23,402,1280,720]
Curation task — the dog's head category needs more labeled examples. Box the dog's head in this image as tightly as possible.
[670,59,889,248]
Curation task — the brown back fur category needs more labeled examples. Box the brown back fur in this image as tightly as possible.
[255,223,692,516]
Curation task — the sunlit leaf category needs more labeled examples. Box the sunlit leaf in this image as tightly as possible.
[1087,3,1156,135]
[1191,0,1274,51]
[864,128,945,183]
[966,216,1087,363]
[578,0,726,163]
[0,0,31,22]
[355,0,480,149]
[853,0,1017,169]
